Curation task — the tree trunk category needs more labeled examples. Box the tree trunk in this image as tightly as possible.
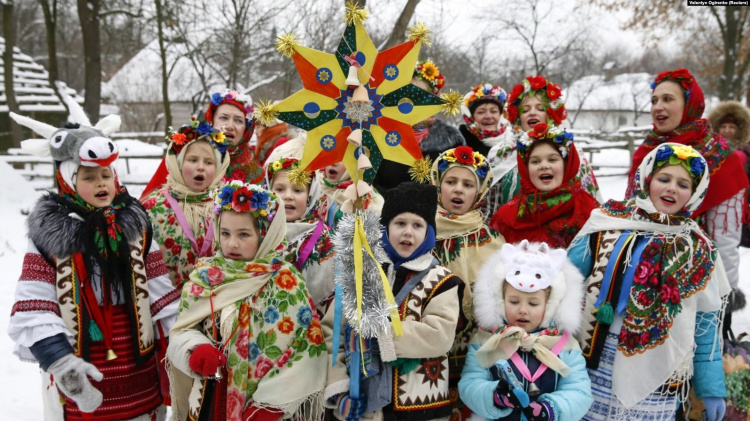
[39,0,67,110]
[718,6,739,100]
[154,0,171,131]
[3,0,23,148]
[382,0,421,50]
[77,0,101,121]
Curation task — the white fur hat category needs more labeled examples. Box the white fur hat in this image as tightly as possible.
[473,240,585,334]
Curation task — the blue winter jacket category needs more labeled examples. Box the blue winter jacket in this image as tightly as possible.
[458,341,592,420]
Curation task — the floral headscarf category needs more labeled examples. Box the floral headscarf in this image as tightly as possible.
[430,145,492,210]
[506,75,566,127]
[264,157,321,223]
[490,124,598,249]
[461,83,508,139]
[205,89,264,184]
[626,68,748,217]
[212,181,283,253]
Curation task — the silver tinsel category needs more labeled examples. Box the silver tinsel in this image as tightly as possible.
[333,210,394,339]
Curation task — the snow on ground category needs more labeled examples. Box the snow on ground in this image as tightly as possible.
[1,144,749,419]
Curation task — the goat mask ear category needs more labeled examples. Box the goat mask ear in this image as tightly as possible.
[95,115,121,136]
[20,138,52,157]
[9,112,57,139]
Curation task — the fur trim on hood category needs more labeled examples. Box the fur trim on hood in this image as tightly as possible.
[473,240,584,334]
[420,118,466,160]
[707,100,750,149]
[28,193,151,260]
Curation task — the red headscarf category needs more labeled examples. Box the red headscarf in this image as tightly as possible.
[490,131,599,248]
[626,68,748,217]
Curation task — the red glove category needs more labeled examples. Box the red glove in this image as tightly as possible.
[243,404,284,421]
[188,344,226,377]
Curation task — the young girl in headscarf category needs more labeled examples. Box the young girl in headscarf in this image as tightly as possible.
[168,181,327,421]
[141,89,262,199]
[570,143,729,421]
[484,75,600,222]
[627,68,749,331]
[142,121,231,289]
[490,123,599,249]
[429,146,506,421]
[265,156,336,314]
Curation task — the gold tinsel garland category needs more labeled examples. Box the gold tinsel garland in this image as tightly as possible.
[286,165,313,188]
[275,32,300,58]
[409,157,432,184]
[440,89,463,116]
[344,1,369,25]
[407,22,431,48]
[253,100,280,126]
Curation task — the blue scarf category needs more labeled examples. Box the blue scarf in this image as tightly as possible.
[381,225,436,269]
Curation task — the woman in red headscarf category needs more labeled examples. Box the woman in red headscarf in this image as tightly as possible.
[141,90,263,199]
[490,123,599,249]
[626,68,748,320]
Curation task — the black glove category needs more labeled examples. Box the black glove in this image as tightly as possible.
[523,401,554,421]
[493,378,529,409]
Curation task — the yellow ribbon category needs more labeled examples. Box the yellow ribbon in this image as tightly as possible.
[352,214,404,374]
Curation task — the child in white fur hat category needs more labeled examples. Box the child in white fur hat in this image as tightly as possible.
[459,240,592,421]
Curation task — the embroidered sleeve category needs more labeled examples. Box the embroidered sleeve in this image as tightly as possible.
[8,241,72,362]
[146,239,179,331]
[704,191,743,290]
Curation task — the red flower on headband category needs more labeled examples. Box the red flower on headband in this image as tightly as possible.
[546,83,562,101]
[454,146,475,165]
[547,106,567,125]
[655,68,693,92]
[509,84,524,104]
[530,123,549,138]
[232,187,252,212]
[528,76,547,91]
[170,132,188,146]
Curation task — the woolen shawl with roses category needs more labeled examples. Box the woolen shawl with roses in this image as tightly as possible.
[571,143,730,407]
[169,201,327,421]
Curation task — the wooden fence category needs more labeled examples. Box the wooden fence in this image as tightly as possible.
[1,127,651,190]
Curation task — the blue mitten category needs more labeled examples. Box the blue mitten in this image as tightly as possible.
[702,397,725,421]
[493,378,530,409]
[337,393,367,421]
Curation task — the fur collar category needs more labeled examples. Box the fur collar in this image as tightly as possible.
[28,193,150,260]
[473,246,584,334]
[420,119,465,157]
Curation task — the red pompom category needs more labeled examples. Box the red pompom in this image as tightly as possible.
[188,344,226,376]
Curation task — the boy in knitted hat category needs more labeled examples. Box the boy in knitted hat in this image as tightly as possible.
[142,120,231,289]
[323,182,464,421]
[459,240,591,421]
[8,112,179,420]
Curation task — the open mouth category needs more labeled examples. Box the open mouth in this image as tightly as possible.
[226,252,242,259]
[399,240,413,247]
[655,115,669,124]
[285,205,296,211]
[95,191,109,198]
[661,196,676,205]
[327,169,339,178]
[516,318,529,324]
[194,175,205,182]
[451,197,464,206]
[539,174,553,182]
[527,118,540,126]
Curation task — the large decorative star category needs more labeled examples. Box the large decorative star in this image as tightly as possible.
[270,9,446,183]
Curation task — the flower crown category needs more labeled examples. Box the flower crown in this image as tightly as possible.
[506,75,566,126]
[210,89,254,117]
[167,118,231,154]
[212,180,278,222]
[436,145,490,180]
[464,83,507,111]
[650,67,695,98]
[267,157,298,180]
[413,60,445,95]
[516,123,574,160]
[653,144,706,183]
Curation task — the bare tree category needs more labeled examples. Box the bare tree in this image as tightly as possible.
[594,0,750,100]
[381,0,421,50]
[77,0,102,121]
[153,0,171,129]
[495,0,590,76]
[3,0,22,147]
[38,0,68,108]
